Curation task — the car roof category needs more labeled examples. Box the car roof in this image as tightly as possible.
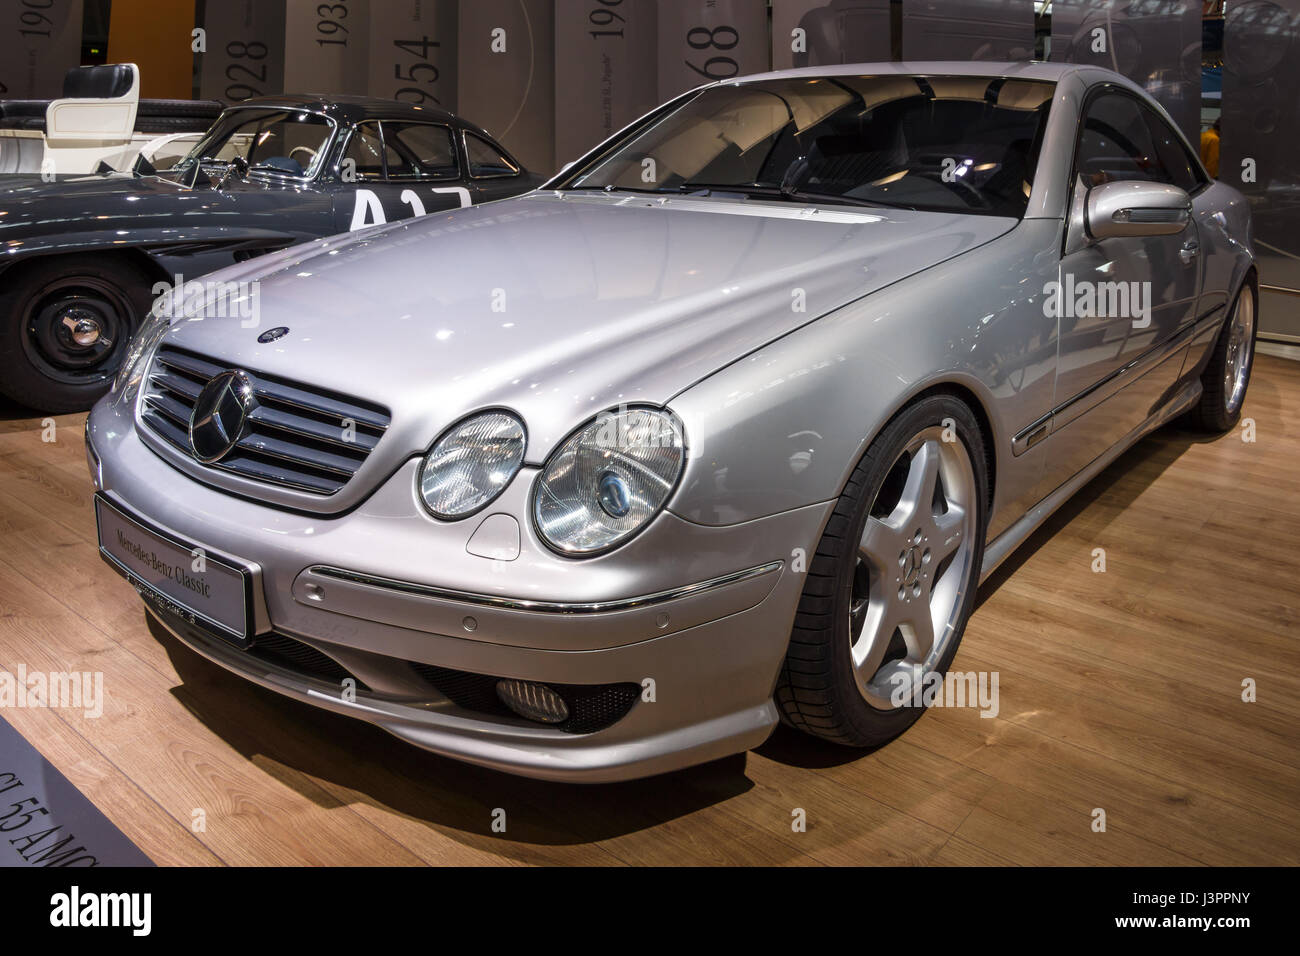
[224,94,468,130]
[721,60,1115,87]
[215,93,519,160]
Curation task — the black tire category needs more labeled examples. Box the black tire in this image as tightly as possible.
[775,394,990,748]
[1188,276,1258,433]
[0,255,157,413]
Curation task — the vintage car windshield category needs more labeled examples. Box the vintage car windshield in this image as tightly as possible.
[162,108,334,182]
[559,75,1056,217]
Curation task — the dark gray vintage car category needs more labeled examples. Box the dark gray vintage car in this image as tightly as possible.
[0,94,544,411]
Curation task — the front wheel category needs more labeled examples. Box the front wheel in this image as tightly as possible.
[776,394,989,747]
[1189,277,1257,433]
[0,255,155,413]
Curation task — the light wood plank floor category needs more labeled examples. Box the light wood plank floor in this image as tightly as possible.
[0,355,1296,866]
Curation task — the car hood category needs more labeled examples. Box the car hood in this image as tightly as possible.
[162,191,1014,461]
[0,171,180,199]
[0,168,292,208]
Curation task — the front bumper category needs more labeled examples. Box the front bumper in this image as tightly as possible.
[87,396,832,782]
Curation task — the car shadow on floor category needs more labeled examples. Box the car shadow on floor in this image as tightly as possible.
[0,395,41,422]
[152,614,765,858]
[974,423,1211,607]
[146,419,1230,859]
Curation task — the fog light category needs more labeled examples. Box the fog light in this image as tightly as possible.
[496,679,570,724]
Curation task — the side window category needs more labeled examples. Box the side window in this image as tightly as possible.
[343,122,388,181]
[1141,106,1205,194]
[465,132,520,178]
[384,123,459,180]
[1075,93,1174,188]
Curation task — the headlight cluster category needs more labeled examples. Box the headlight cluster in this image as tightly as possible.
[112,308,172,405]
[533,408,685,555]
[417,406,685,556]
[418,412,526,519]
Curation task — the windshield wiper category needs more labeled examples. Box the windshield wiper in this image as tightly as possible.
[564,180,909,211]
[670,181,903,210]
[781,188,912,211]
[669,182,785,198]
[560,184,664,194]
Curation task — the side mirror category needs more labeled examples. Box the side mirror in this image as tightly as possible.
[1086,180,1191,240]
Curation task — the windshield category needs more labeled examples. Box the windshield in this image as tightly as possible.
[558,75,1055,217]
[161,108,334,182]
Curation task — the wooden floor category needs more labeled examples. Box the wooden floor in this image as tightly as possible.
[0,356,1297,866]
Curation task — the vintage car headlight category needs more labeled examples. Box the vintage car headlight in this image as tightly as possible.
[112,308,172,405]
[534,407,686,555]
[418,412,526,519]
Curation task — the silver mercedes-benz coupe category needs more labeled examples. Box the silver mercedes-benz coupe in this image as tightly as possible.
[87,62,1255,781]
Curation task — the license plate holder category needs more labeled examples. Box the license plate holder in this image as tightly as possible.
[95,494,255,647]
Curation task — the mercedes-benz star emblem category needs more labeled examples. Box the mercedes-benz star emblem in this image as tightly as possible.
[902,546,923,589]
[189,370,255,463]
[257,326,290,343]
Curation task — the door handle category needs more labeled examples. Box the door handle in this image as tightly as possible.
[1179,240,1200,264]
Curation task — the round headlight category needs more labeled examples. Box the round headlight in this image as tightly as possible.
[534,407,686,555]
[419,412,526,519]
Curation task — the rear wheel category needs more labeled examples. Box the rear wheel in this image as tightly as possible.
[776,395,989,747]
[0,255,155,413]
[1189,277,1257,433]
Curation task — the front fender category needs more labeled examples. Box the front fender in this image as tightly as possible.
[666,218,1065,543]
[0,224,304,271]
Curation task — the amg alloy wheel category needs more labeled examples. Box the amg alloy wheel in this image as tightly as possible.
[1222,283,1256,417]
[776,394,989,747]
[1190,277,1258,433]
[850,425,980,709]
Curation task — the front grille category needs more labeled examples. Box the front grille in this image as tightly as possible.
[140,345,390,495]
[409,663,640,735]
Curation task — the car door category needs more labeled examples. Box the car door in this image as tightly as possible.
[331,120,470,233]
[1046,89,1203,482]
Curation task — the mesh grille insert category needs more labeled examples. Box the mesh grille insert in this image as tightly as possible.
[246,633,369,691]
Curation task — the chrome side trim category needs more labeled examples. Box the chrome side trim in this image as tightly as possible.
[1261,284,1300,297]
[1011,304,1223,456]
[307,560,785,615]
[1010,412,1052,456]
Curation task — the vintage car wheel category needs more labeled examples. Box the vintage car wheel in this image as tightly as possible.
[776,394,989,747]
[0,255,154,413]
[1191,276,1257,433]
